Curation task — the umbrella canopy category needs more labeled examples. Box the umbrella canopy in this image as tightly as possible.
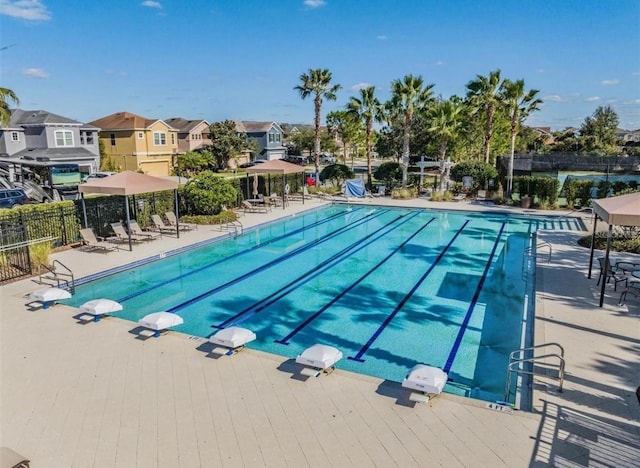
[209,326,256,348]
[79,170,178,195]
[587,192,640,306]
[402,364,448,394]
[29,287,72,302]
[138,311,184,330]
[79,299,123,316]
[245,159,305,175]
[296,344,343,369]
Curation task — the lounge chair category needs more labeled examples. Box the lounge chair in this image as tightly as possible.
[79,228,118,252]
[110,222,147,244]
[242,200,268,213]
[597,257,628,291]
[295,344,343,377]
[165,211,197,231]
[151,214,177,234]
[373,185,386,197]
[129,220,161,240]
[0,446,30,467]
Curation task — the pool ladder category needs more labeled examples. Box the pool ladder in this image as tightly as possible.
[525,242,552,263]
[220,220,243,237]
[504,343,565,404]
[34,259,75,293]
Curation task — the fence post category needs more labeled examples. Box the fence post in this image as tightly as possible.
[60,205,67,245]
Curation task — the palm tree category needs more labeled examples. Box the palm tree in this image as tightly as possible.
[0,87,19,127]
[465,69,503,164]
[294,69,341,184]
[501,79,543,196]
[326,110,362,166]
[388,74,434,188]
[347,86,384,188]
[427,99,464,193]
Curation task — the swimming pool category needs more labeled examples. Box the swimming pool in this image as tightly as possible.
[68,205,585,404]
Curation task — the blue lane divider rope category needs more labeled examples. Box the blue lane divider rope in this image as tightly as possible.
[442,222,506,374]
[168,210,387,313]
[276,216,438,346]
[115,207,358,303]
[214,211,419,329]
[348,219,471,363]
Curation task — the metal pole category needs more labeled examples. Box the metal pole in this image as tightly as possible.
[599,224,613,307]
[125,195,132,251]
[587,216,598,279]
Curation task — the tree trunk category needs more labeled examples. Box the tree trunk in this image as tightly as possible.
[401,113,411,188]
[366,117,373,189]
[314,96,322,185]
[438,140,448,193]
[506,124,517,197]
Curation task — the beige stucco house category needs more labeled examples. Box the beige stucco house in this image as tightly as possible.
[88,112,179,176]
[164,118,211,153]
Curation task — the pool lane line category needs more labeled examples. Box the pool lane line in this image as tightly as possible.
[275,216,440,346]
[215,211,424,330]
[167,210,388,313]
[348,219,471,363]
[115,207,361,303]
[442,222,506,374]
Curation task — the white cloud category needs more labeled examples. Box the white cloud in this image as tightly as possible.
[376,35,387,40]
[543,95,566,102]
[0,0,51,21]
[585,96,600,102]
[303,0,326,8]
[350,82,373,91]
[600,79,619,86]
[434,60,446,66]
[536,68,545,74]
[141,0,162,8]
[23,67,48,78]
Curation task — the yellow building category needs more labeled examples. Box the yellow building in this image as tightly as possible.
[88,112,179,176]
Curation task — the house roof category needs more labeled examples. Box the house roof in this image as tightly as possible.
[88,112,175,131]
[10,109,83,126]
[165,118,209,133]
[236,121,282,134]
[12,147,98,162]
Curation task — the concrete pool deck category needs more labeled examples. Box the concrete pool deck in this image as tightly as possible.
[1,197,638,467]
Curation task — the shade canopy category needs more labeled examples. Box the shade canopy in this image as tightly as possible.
[245,159,305,174]
[592,192,640,227]
[79,170,178,195]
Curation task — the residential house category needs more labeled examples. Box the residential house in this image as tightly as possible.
[235,121,286,161]
[164,118,211,153]
[0,109,100,175]
[88,112,179,177]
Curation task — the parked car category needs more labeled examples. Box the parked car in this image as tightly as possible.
[0,188,29,208]
[238,160,267,168]
[284,155,308,165]
[86,171,115,180]
[320,154,337,164]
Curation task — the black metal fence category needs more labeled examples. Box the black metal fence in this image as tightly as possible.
[0,223,32,282]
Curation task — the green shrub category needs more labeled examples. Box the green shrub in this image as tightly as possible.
[179,171,237,215]
[450,160,498,192]
[391,187,418,199]
[181,209,238,225]
[374,161,403,188]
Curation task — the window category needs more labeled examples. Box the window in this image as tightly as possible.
[268,131,281,143]
[153,132,166,145]
[86,133,94,144]
[11,131,19,142]
[171,133,175,144]
[55,130,74,147]
[138,132,144,139]
[110,133,116,146]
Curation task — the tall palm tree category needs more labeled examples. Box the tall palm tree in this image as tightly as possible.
[347,86,384,188]
[294,69,341,184]
[427,99,464,193]
[501,79,543,196]
[388,74,434,188]
[465,69,503,164]
[0,87,19,127]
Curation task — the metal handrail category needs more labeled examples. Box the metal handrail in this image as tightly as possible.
[39,259,75,293]
[525,242,552,263]
[505,344,565,403]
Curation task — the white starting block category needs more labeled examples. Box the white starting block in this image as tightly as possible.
[402,364,448,404]
[209,326,256,356]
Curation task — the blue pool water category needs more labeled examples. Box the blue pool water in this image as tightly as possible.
[67,205,586,403]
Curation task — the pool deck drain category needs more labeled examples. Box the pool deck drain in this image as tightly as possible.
[1,197,638,467]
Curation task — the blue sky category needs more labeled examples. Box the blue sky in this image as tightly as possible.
[1,0,639,131]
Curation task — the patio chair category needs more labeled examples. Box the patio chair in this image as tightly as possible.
[110,222,147,244]
[151,214,177,234]
[373,185,386,197]
[242,200,268,213]
[130,220,161,240]
[165,211,197,231]
[79,228,118,252]
[618,281,640,306]
[597,257,628,291]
